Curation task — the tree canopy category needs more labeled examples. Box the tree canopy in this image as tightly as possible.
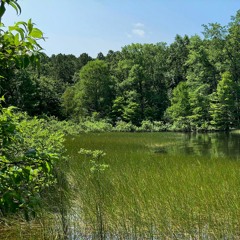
[1,5,240,131]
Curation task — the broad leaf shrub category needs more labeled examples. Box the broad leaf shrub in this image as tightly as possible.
[0,98,65,219]
[78,119,113,133]
[114,120,136,132]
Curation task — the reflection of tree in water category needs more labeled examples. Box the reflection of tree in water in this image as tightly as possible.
[183,133,240,157]
[155,132,240,159]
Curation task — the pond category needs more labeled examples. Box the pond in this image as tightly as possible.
[2,131,240,239]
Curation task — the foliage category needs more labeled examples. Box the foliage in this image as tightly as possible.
[78,119,113,133]
[2,3,240,132]
[0,0,46,118]
[62,60,114,119]
[166,34,190,88]
[114,120,136,132]
[78,148,108,173]
[210,72,236,130]
[0,98,65,218]
[166,82,191,123]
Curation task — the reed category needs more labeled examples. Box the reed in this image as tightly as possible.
[63,132,240,239]
[2,132,239,239]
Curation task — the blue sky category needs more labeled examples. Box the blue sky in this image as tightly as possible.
[3,0,240,57]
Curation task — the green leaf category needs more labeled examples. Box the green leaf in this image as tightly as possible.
[29,28,43,39]
[45,161,51,173]
[9,25,24,39]
[27,19,33,33]
[14,33,20,45]
[27,36,37,46]
[0,3,6,19]
[9,1,21,15]
[0,96,5,102]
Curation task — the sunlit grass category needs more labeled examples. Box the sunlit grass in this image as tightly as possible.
[64,132,240,239]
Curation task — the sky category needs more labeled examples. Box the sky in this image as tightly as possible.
[2,0,240,58]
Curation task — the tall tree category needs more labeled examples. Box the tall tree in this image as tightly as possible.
[166,82,191,127]
[63,60,114,119]
[188,83,211,130]
[166,34,190,88]
[50,54,78,84]
[114,43,169,123]
[77,53,93,71]
[210,72,236,130]
[186,35,219,92]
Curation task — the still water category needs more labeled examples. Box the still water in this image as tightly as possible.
[2,131,240,239]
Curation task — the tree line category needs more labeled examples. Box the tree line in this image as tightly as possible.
[1,10,240,131]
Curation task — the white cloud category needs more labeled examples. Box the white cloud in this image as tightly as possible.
[126,22,146,38]
[134,22,145,28]
[132,29,145,37]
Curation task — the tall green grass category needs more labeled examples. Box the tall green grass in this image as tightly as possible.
[63,132,240,239]
[3,132,239,239]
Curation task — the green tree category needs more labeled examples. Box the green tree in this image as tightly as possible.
[166,82,191,129]
[111,96,125,122]
[77,52,92,71]
[0,1,44,107]
[61,85,76,118]
[122,91,141,124]
[50,54,78,84]
[186,35,219,92]
[113,43,169,123]
[210,72,236,130]
[188,83,211,130]
[35,76,65,117]
[225,11,240,125]
[166,34,190,88]
[64,60,114,119]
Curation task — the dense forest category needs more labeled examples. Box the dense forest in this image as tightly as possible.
[1,10,240,132]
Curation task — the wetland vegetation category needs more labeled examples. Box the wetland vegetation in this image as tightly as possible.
[62,132,240,239]
[2,131,240,239]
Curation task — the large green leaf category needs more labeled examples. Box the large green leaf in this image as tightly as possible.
[29,28,43,39]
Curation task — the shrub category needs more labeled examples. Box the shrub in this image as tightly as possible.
[114,121,136,132]
[78,119,113,132]
[0,99,65,219]
[137,120,154,132]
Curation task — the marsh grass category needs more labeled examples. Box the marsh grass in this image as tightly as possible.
[62,132,240,239]
[0,216,65,240]
[2,132,239,239]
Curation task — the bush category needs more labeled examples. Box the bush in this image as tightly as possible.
[167,118,192,132]
[152,121,169,131]
[114,121,136,132]
[137,120,154,132]
[78,119,113,132]
[0,99,65,219]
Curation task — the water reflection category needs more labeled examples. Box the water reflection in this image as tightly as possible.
[154,132,240,159]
